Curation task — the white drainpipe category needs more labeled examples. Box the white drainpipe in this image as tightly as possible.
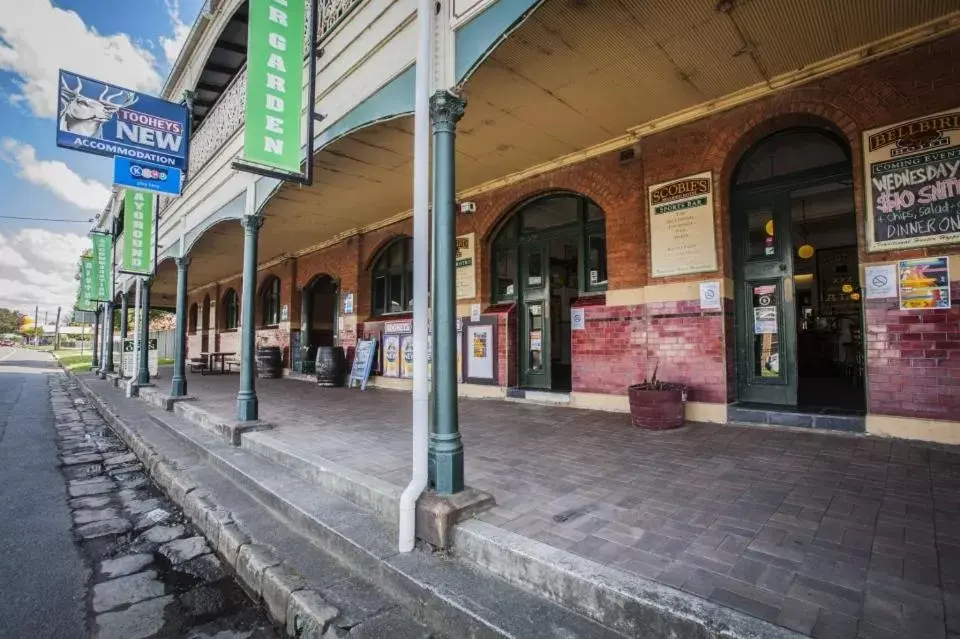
[399,0,433,553]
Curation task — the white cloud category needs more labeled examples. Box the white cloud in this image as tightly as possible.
[160,0,192,66]
[0,0,164,118]
[0,139,111,212]
[0,228,89,316]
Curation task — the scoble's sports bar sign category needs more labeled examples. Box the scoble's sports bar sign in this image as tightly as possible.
[864,108,960,251]
[242,0,307,176]
[90,232,114,302]
[57,70,189,169]
[120,189,156,275]
[648,171,718,277]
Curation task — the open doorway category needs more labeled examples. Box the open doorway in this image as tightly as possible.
[732,128,864,414]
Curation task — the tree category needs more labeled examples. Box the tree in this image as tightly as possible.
[0,308,24,334]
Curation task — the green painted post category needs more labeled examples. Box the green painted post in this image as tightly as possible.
[137,279,151,385]
[171,257,190,397]
[236,214,263,422]
[430,90,466,495]
[91,306,100,369]
[103,301,115,373]
[120,292,129,339]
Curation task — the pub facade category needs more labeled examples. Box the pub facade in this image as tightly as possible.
[104,0,960,444]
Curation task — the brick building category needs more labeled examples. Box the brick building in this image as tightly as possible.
[109,0,960,445]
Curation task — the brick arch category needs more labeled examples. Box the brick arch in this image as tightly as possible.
[481,188,606,245]
[362,234,411,273]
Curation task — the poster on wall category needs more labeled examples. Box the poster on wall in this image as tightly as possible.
[864,263,898,299]
[400,335,414,379]
[898,256,951,310]
[699,281,722,310]
[466,325,494,380]
[648,171,718,277]
[456,233,477,299]
[864,109,960,251]
[382,334,401,377]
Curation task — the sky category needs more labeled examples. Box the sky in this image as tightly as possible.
[0,0,204,322]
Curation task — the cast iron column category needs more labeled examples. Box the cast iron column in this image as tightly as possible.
[236,214,263,422]
[171,257,190,397]
[103,301,115,373]
[429,90,466,495]
[120,291,129,338]
[137,279,152,385]
[91,306,100,369]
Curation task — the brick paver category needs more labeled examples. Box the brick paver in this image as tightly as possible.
[178,371,960,639]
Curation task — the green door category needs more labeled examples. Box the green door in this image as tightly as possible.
[733,192,798,406]
[519,241,551,389]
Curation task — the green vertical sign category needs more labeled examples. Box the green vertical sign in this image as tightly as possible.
[79,256,95,311]
[91,232,113,301]
[243,0,306,174]
[122,189,155,275]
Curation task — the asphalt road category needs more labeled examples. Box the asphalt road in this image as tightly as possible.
[0,347,89,637]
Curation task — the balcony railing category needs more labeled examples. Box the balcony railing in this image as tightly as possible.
[159,0,362,213]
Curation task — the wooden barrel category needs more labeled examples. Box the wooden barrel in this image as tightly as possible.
[315,346,346,387]
[256,346,282,379]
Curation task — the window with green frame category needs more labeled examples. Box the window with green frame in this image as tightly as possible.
[371,237,414,315]
[490,194,607,303]
[261,277,281,326]
[223,288,239,330]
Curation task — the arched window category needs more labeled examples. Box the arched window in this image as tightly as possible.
[223,289,239,330]
[261,277,281,326]
[188,303,198,334]
[491,193,607,303]
[371,237,413,315]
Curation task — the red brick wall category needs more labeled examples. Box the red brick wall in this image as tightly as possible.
[571,301,726,402]
[865,283,960,420]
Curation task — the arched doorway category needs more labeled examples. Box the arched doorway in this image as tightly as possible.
[490,193,607,391]
[301,274,340,351]
[731,128,863,412]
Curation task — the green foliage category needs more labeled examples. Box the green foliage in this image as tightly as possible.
[0,308,24,334]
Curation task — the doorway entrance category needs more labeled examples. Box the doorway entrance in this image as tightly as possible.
[490,193,607,391]
[302,274,340,349]
[731,128,864,415]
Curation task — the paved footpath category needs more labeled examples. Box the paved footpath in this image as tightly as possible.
[1,348,276,638]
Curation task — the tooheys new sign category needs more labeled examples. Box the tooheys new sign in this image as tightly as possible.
[91,232,113,301]
[56,70,188,169]
[78,256,96,311]
[243,0,306,175]
[121,189,155,275]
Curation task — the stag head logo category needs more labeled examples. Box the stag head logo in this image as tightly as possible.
[59,75,139,139]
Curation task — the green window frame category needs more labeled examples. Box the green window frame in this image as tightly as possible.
[372,237,414,316]
[223,288,239,330]
[490,194,608,304]
[261,277,281,326]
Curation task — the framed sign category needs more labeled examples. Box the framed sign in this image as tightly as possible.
[899,257,950,310]
[648,171,718,277]
[461,317,497,385]
[864,108,960,251]
[348,339,377,390]
[456,233,477,299]
[382,334,401,377]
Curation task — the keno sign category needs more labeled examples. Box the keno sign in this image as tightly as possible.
[57,70,189,169]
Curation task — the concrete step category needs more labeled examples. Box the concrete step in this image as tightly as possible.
[76,373,625,639]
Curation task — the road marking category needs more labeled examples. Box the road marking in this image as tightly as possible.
[0,350,16,363]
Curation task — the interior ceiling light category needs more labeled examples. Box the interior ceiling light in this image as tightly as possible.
[797,199,815,259]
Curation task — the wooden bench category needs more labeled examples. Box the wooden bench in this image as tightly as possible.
[225,358,241,373]
[188,357,209,375]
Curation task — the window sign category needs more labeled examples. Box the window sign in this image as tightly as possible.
[752,284,780,378]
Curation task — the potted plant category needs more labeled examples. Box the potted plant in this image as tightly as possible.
[628,363,687,430]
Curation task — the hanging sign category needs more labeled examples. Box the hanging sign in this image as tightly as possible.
[113,157,182,196]
[898,257,951,310]
[121,189,156,275]
[242,0,307,175]
[864,108,960,251]
[78,256,96,311]
[57,70,188,169]
[456,233,477,299]
[648,171,718,277]
[91,232,113,301]
[864,263,898,299]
